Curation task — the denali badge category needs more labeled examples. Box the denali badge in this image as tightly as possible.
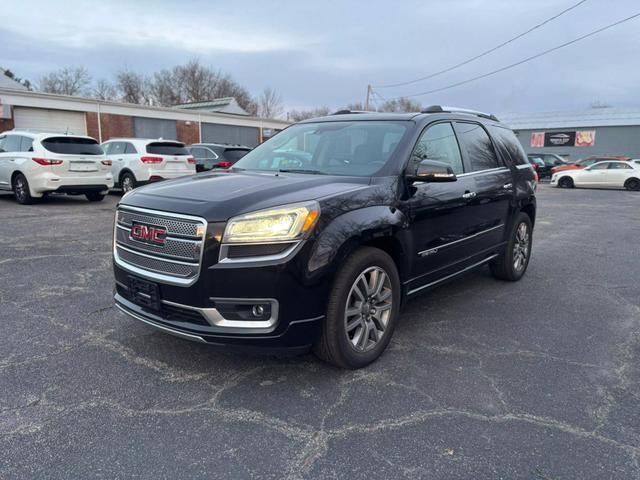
[130,222,167,246]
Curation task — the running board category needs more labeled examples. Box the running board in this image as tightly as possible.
[406,254,498,296]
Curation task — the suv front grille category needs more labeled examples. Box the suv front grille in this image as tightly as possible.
[114,206,206,285]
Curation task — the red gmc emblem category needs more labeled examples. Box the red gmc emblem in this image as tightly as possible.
[130,222,167,245]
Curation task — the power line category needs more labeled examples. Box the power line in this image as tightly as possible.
[383,12,640,101]
[373,0,589,89]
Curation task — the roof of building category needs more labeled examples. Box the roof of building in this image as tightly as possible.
[0,70,28,90]
[500,107,640,130]
[173,97,248,116]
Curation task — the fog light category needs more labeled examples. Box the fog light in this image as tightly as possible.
[252,305,265,317]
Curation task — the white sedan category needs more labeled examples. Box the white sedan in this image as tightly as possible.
[551,160,640,191]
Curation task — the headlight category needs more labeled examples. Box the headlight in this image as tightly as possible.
[222,202,320,244]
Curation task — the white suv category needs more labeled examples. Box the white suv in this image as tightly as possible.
[0,130,114,204]
[102,138,196,192]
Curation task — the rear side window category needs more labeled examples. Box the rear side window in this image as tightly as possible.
[223,148,250,163]
[3,135,22,153]
[0,135,5,152]
[20,137,33,152]
[609,162,632,170]
[411,122,464,174]
[488,125,526,166]
[41,137,103,155]
[456,122,501,172]
[125,143,138,154]
[146,142,189,155]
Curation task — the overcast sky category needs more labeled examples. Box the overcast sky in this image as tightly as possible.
[1,0,639,114]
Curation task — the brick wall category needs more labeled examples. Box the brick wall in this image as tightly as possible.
[100,113,134,141]
[0,117,14,132]
[176,120,200,144]
[0,105,15,132]
[86,112,99,140]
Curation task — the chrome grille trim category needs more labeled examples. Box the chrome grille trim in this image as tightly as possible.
[114,205,207,286]
[115,225,201,261]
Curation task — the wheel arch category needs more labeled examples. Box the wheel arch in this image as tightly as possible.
[307,206,410,282]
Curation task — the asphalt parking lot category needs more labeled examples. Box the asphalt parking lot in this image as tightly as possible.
[1,184,639,479]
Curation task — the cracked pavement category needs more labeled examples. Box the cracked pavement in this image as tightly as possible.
[0,185,639,479]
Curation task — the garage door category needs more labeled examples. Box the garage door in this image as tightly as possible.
[202,123,259,148]
[14,107,87,135]
[133,117,177,140]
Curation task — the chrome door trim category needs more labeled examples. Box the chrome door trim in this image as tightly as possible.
[418,224,504,257]
[407,254,499,296]
[456,167,509,178]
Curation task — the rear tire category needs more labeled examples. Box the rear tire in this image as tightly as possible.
[120,172,136,193]
[86,192,105,202]
[624,178,640,191]
[558,176,574,188]
[12,173,36,205]
[490,212,532,282]
[313,247,401,369]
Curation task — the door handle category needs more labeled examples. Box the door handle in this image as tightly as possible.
[462,191,477,200]
[503,183,513,189]
[117,158,124,161]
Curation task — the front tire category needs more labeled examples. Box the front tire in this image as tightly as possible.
[490,212,533,282]
[120,172,136,193]
[313,247,401,369]
[558,176,574,188]
[86,192,105,202]
[12,174,36,205]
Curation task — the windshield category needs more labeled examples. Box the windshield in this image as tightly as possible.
[41,137,104,155]
[233,121,408,176]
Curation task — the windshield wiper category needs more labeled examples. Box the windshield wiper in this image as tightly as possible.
[277,168,326,175]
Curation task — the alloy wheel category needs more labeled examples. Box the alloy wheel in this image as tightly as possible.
[122,176,134,193]
[344,266,393,353]
[513,222,530,272]
[14,177,27,202]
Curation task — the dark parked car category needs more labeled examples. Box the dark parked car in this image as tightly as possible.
[527,153,567,178]
[188,143,251,171]
[113,106,536,368]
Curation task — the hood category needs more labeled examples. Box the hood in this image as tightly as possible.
[120,170,371,221]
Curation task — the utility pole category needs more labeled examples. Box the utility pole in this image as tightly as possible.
[364,84,372,111]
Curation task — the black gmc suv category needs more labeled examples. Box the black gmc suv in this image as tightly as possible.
[113,106,536,369]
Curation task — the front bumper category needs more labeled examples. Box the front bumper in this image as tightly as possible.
[114,291,323,353]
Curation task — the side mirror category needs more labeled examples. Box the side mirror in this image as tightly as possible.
[407,159,457,183]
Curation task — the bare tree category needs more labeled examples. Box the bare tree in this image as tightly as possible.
[115,69,150,104]
[379,97,422,113]
[147,59,258,113]
[258,87,284,118]
[92,79,117,101]
[39,66,91,95]
[287,107,331,122]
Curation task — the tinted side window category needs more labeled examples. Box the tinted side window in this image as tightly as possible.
[609,162,632,170]
[4,135,21,153]
[190,147,206,159]
[125,143,138,154]
[411,122,464,174]
[590,162,609,170]
[20,136,34,152]
[109,142,125,155]
[490,125,527,166]
[0,135,5,152]
[223,148,250,162]
[456,122,501,172]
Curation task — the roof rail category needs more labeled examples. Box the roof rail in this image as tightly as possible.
[422,105,499,122]
[331,109,372,115]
